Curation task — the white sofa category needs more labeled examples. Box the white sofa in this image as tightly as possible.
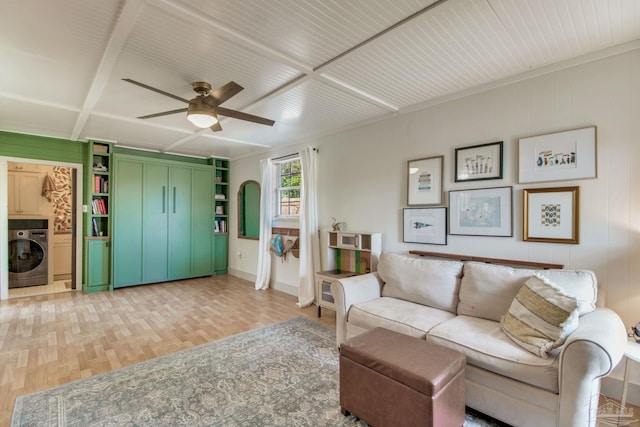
[331,252,626,427]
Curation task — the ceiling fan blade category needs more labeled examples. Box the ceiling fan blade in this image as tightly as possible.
[122,78,190,103]
[217,107,275,126]
[210,121,223,132]
[208,81,244,105]
[137,108,188,119]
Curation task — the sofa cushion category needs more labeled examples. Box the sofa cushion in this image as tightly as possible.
[457,262,597,322]
[501,275,580,358]
[348,297,456,339]
[428,315,560,393]
[379,252,463,313]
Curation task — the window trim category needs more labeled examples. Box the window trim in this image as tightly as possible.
[275,156,301,218]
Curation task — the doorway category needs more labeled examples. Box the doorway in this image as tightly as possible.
[0,157,83,300]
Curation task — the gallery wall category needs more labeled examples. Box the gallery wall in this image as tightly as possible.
[229,47,640,399]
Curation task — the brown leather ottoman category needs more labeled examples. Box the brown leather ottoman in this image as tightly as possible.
[339,327,466,427]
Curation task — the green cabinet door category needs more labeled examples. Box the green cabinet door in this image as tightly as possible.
[112,158,144,288]
[168,165,192,280]
[87,239,111,290]
[85,239,110,292]
[214,233,228,275]
[192,168,214,276]
[143,163,169,283]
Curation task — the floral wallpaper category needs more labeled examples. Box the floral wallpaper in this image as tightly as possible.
[51,166,72,232]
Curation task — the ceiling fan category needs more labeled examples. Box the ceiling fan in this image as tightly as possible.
[122,79,275,132]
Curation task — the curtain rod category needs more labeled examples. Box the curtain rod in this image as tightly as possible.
[272,148,318,161]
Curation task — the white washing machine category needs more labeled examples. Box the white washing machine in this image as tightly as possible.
[8,228,48,288]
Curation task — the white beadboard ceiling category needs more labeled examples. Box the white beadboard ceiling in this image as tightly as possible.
[1,0,639,159]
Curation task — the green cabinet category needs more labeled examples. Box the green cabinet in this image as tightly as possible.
[192,168,214,276]
[85,239,110,292]
[213,159,229,275]
[113,158,144,287]
[112,154,215,288]
[142,162,169,283]
[167,165,193,280]
[214,234,229,275]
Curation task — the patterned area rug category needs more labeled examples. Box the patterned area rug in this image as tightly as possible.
[12,317,506,426]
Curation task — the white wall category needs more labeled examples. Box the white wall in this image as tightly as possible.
[230,48,640,400]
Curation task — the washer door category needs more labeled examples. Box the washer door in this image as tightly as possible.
[9,238,45,273]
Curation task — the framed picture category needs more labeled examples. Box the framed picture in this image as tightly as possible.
[523,186,579,244]
[449,186,513,237]
[407,155,444,206]
[519,126,596,183]
[403,207,447,245]
[455,141,503,182]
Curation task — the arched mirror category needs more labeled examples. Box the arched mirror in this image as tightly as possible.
[238,180,260,240]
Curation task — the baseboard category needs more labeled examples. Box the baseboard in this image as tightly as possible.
[228,268,256,284]
[271,281,297,297]
[601,375,640,407]
[227,269,297,297]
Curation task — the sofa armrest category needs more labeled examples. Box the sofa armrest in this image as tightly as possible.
[557,308,626,426]
[331,272,383,347]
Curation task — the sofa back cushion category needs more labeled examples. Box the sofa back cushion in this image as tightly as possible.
[379,252,463,313]
[458,261,597,322]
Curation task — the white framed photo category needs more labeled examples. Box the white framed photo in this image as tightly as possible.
[449,186,512,237]
[403,207,447,245]
[407,155,444,206]
[519,126,596,183]
[455,141,503,182]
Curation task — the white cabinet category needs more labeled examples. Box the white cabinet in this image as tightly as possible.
[8,161,40,172]
[316,231,382,316]
[53,233,72,280]
[8,172,42,215]
[316,271,357,316]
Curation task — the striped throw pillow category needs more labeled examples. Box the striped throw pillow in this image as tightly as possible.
[500,274,581,358]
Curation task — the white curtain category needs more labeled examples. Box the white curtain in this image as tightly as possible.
[255,158,274,290]
[297,147,320,307]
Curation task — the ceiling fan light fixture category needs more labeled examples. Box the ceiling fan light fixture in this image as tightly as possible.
[187,112,218,128]
[187,97,218,128]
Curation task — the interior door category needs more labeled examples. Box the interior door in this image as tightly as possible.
[143,162,169,283]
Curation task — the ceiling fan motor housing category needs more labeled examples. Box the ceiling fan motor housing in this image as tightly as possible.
[188,96,215,114]
[192,81,212,95]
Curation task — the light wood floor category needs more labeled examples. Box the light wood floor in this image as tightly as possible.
[0,275,335,426]
[7,279,73,299]
[1,275,637,427]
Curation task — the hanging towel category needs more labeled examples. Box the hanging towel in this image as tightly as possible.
[42,173,55,201]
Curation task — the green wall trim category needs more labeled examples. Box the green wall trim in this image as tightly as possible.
[0,131,85,163]
[114,147,210,165]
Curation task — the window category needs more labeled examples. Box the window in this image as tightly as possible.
[277,158,301,216]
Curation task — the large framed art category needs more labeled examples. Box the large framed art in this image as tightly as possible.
[454,141,503,182]
[449,186,512,237]
[407,155,444,206]
[403,207,447,245]
[518,126,596,183]
[523,186,579,244]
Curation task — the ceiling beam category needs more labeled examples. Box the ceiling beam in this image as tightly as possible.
[148,0,314,75]
[144,0,448,153]
[70,0,146,141]
[211,0,448,118]
[160,129,269,153]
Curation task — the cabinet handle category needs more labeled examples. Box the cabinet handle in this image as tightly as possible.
[173,187,176,213]
[162,186,166,213]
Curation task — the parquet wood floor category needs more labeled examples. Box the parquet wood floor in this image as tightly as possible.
[0,275,335,426]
